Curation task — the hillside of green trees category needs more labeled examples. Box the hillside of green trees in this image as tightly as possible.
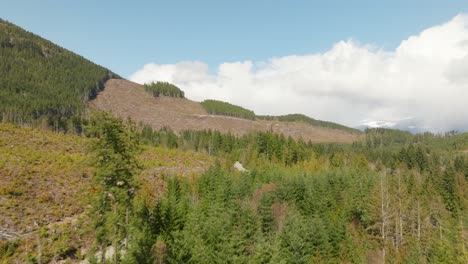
[104,123,468,263]
[201,99,256,120]
[257,114,361,133]
[144,82,185,98]
[0,19,119,131]
[1,115,467,263]
[95,122,468,263]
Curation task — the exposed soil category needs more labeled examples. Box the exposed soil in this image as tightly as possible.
[89,79,362,143]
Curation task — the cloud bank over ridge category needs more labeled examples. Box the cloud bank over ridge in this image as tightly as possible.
[130,15,468,132]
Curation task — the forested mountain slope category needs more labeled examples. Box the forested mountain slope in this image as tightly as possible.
[90,79,362,143]
[0,19,119,130]
[0,19,360,143]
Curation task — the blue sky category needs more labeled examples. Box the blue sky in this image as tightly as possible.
[1,0,466,77]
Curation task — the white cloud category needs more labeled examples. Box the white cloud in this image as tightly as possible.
[130,14,468,132]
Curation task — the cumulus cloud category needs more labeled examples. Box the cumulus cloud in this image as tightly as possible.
[130,15,468,132]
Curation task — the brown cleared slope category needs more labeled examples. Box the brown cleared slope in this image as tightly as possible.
[89,79,362,143]
[0,124,211,233]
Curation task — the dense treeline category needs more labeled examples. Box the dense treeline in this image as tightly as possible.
[144,82,185,98]
[138,125,312,166]
[257,113,361,133]
[0,19,119,131]
[137,125,468,170]
[201,100,256,120]
[131,125,467,263]
[126,164,378,263]
[0,117,466,263]
[123,126,467,263]
[363,128,463,149]
[355,128,468,168]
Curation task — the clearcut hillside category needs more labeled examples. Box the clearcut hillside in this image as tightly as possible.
[90,79,362,143]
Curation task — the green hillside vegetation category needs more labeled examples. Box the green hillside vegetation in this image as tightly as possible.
[1,118,467,263]
[128,125,468,263]
[0,19,119,131]
[363,128,468,158]
[201,99,256,120]
[257,113,361,133]
[139,125,312,165]
[144,82,185,98]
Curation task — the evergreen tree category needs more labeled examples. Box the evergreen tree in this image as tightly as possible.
[143,82,185,98]
[87,113,140,263]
